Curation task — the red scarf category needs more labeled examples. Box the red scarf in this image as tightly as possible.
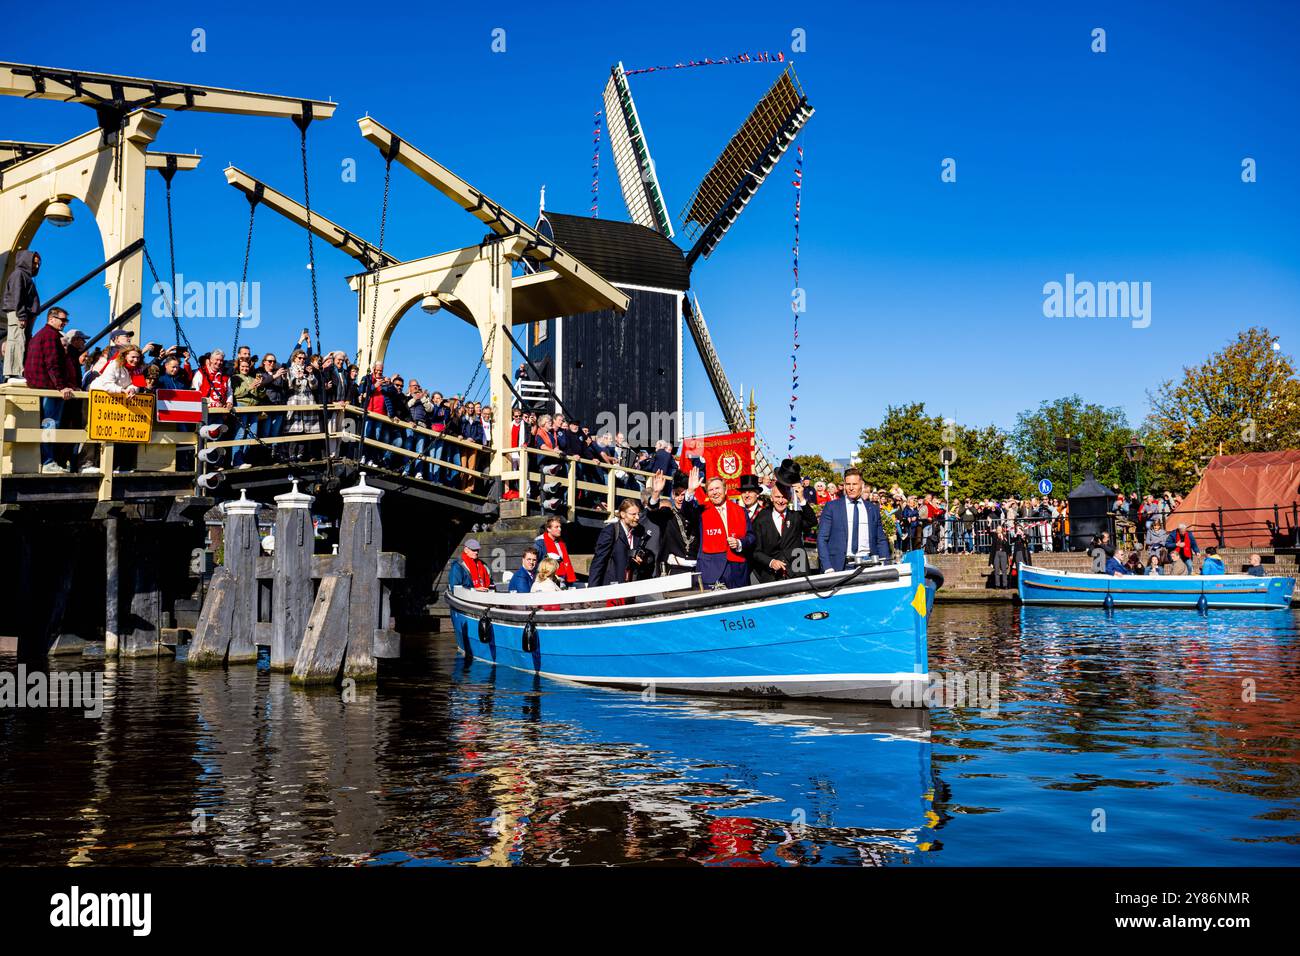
[462,551,492,589]
[700,500,747,563]
[539,534,576,583]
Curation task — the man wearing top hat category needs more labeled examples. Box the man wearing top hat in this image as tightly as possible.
[737,474,766,524]
[750,459,816,584]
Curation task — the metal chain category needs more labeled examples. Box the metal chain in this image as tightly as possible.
[141,244,194,359]
[298,123,322,351]
[162,175,182,346]
[232,198,256,361]
[357,157,395,464]
[461,322,496,401]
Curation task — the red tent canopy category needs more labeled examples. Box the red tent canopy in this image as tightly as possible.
[1168,450,1300,547]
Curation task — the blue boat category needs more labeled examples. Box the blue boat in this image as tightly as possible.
[1017,563,1296,610]
[446,550,943,704]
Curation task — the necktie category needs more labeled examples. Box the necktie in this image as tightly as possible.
[849,501,860,557]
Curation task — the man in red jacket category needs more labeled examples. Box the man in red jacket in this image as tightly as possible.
[23,306,80,473]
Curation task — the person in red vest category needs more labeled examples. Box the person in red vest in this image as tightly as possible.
[1164,522,1199,575]
[534,515,576,585]
[696,476,754,589]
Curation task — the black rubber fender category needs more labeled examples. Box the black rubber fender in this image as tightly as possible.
[478,616,494,644]
[521,620,539,654]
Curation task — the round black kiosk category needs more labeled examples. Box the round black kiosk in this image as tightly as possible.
[1067,470,1116,551]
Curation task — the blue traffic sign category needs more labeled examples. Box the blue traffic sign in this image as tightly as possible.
[1037,478,1053,495]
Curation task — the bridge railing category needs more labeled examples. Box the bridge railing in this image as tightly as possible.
[501,445,659,521]
[202,402,495,491]
[0,385,197,502]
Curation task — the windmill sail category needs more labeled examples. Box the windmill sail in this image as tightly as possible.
[603,63,674,237]
[683,292,771,476]
[680,66,812,267]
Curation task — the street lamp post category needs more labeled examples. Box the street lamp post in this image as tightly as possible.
[1123,438,1146,502]
[1054,433,1081,492]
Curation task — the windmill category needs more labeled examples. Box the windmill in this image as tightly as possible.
[525,61,812,474]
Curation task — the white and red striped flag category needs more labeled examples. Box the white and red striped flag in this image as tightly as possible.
[156,389,204,424]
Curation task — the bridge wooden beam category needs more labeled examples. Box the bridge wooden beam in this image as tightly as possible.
[224,166,398,270]
[0,62,335,121]
[356,116,628,315]
[1,141,202,173]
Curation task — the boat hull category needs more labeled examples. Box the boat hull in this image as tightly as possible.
[1017,564,1296,609]
[447,553,939,704]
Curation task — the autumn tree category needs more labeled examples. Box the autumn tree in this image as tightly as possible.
[792,454,838,485]
[1142,327,1300,491]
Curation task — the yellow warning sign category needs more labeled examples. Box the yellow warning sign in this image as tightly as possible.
[88,390,154,444]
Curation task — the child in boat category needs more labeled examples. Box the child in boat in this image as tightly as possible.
[1201,547,1226,575]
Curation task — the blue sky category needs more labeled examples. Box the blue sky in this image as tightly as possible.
[4,0,1297,459]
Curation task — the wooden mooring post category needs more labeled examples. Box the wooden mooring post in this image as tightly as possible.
[189,475,404,684]
[292,474,403,685]
[189,489,260,667]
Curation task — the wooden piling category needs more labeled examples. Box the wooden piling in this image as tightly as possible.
[104,517,120,658]
[340,475,383,682]
[271,481,315,671]
[123,526,164,657]
[291,571,353,685]
[188,489,260,667]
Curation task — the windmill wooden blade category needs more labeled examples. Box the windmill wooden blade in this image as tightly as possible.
[602,63,674,237]
[680,66,812,268]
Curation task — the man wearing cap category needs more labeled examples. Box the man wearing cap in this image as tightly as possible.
[23,306,81,473]
[448,538,492,594]
[92,327,135,375]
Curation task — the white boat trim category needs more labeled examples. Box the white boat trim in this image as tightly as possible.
[452,563,914,611]
[458,576,915,631]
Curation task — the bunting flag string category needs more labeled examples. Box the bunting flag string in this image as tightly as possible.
[788,144,802,454]
[625,51,786,76]
[590,110,602,216]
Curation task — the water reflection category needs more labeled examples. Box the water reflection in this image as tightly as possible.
[1,604,1297,866]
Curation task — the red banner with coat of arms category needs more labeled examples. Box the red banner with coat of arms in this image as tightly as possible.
[678,431,754,496]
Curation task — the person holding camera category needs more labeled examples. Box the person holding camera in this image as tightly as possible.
[588,498,652,589]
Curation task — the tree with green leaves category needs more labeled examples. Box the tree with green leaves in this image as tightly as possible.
[854,403,1030,500]
[1010,395,1133,493]
[1142,327,1300,492]
[791,453,839,485]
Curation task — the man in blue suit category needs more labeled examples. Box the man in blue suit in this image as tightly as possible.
[817,468,891,572]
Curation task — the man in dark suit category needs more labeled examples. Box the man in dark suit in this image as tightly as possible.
[588,498,652,587]
[817,468,890,572]
[751,481,816,583]
[643,468,702,575]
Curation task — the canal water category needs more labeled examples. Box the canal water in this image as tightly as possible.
[1,604,1296,866]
